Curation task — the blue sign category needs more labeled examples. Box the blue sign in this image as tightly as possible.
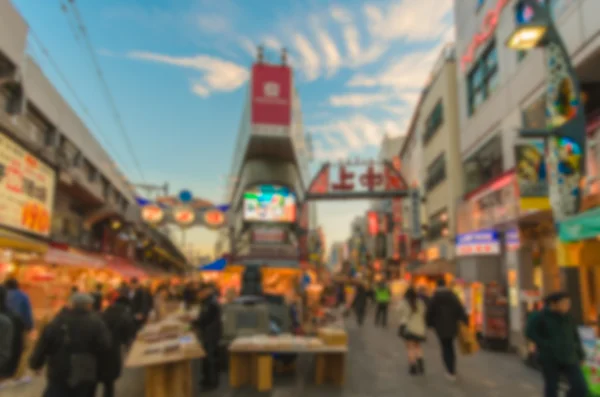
[456,230,501,256]
[179,190,193,203]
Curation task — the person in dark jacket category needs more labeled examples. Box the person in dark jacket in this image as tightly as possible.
[526,291,588,397]
[129,278,150,333]
[0,285,24,381]
[97,296,135,397]
[5,278,33,331]
[193,284,222,391]
[92,283,103,312]
[0,286,14,374]
[352,276,368,326]
[30,293,111,397]
[426,279,468,381]
[182,281,198,310]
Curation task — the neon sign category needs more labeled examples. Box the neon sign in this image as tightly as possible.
[461,0,509,71]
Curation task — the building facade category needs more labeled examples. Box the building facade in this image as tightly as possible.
[454,0,600,350]
[420,46,463,272]
[0,0,185,275]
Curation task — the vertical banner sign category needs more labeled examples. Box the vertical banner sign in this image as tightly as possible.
[367,211,378,236]
[546,136,583,221]
[251,64,292,126]
[515,141,550,210]
[410,190,421,238]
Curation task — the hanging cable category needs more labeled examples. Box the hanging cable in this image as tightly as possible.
[27,28,128,170]
[64,0,146,182]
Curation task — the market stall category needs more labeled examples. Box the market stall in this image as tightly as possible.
[228,327,348,392]
[125,313,205,397]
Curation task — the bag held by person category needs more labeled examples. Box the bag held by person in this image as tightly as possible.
[457,322,479,355]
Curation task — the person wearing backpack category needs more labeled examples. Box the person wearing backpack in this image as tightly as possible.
[0,285,24,381]
[526,291,588,397]
[29,293,111,397]
[0,286,14,375]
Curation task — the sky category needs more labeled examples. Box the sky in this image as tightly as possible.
[11,0,455,255]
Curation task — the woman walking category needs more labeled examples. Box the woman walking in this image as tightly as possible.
[398,287,427,375]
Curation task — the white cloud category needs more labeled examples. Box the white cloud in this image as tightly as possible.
[330,5,352,24]
[310,115,405,159]
[238,37,256,57]
[342,25,361,60]
[347,47,439,91]
[197,14,230,33]
[128,51,249,97]
[293,34,320,81]
[315,28,342,77]
[364,0,453,41]
[263,36,282,50]
[329,93,390,108]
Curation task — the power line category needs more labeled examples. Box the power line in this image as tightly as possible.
[26,28,128,170]
[63,0,146,183]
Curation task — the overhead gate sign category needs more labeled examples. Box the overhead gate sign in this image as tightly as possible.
[251,63,291,130]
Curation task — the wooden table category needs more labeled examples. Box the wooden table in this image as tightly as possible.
[125,333,205,397]
[228,339,347,392]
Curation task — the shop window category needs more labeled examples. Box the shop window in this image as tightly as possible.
[463,135,504,194]
[427,209,448,241]
[467,42,499,115]
[423,100,444,145]
[425,154,446,192]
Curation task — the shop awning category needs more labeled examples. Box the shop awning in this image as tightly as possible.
[198,257,227,272]
[153,247,187,270]
[0,229,48,253]
[559,207,600,242]
[45,248,106,268]
[411,260,455,276]
[104,256,147,279]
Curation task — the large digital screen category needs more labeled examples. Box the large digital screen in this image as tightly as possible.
[243,185,296,222]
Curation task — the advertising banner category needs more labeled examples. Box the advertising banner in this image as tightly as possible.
[243,185,296,223]
[515,141,550,210]
[0,132,55,236]
[456,230,500,256]
[251,64,291,126]
[367,211,378,236]
[546,136,584,221]
[578,326,600,395]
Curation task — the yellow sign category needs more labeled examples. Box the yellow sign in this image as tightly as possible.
[0,132,55,236]
[426,246,440,261]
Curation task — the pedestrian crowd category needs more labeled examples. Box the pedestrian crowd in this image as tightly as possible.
[0,277,226,397]
[334,261,589,397]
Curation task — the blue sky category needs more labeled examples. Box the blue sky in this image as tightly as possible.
[12,0,454,255]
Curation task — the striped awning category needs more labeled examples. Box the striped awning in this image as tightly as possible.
[45,248,105,268]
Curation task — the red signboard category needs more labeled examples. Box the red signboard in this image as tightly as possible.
[461,0,509,71]
[251,64,291,126]
[367,211,378,236]
[204,209,225,228]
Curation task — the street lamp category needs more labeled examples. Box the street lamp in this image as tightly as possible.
[507,0,587,221]
[506,0,549,50]
[507,0,588,323]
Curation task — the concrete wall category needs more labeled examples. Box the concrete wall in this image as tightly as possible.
[455,0,600,169]
[0,0,27,67]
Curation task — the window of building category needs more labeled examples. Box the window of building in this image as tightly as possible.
[101,177,110,199]
[423,100,444,144]
[467,42,499,115]
[83,159,97,183]
[425,154,446,192]
[463,135,504,194]
[25,106,49,146]
[427,209,449,241]
[121,199,129,214]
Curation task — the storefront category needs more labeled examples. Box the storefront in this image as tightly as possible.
[558,204,600,328]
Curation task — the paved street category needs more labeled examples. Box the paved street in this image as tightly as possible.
[0,310,543,397]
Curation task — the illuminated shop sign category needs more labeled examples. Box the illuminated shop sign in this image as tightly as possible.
[141,205,164,224]
[203,209,225,228]
[461,0,510,71]
[173,206,195,226]
[506,229,520,251]
[243,185,296,223]
[456,230,500,256]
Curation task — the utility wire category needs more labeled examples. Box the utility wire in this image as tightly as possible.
[64,0,146,183]
[27,28,128,170]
